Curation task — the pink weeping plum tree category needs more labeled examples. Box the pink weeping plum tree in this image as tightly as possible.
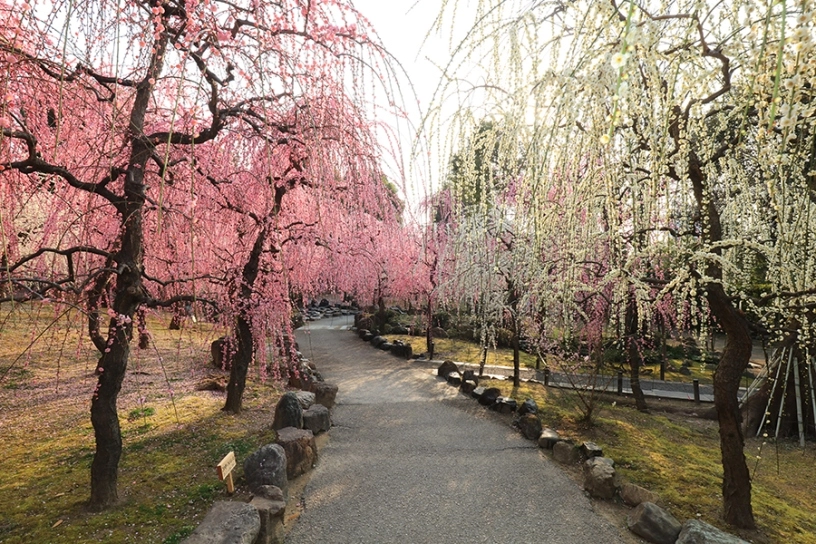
[0,0,402,510]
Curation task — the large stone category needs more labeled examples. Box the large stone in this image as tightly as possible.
[517,413,543,440]
[361,331,374,342]
[552,441,580,464]
[461,370,479,385]
[390,342,413,359]
[294,390,315,410]
[288,363,320,390]
[538,428,561,449]
[249,486,286,544]
[182,501,260,544]
[478,387,501,406]
[379,342,394,351]
[357,328,370,339]
[243,444,288,496]
[518,398,539,416]
[437,360,459,379]
[275,427,318,479]
[211,337,232,370]
[676,520,750,544]
[620,482,659,507]
[370,335,387,348]
[627,502,682,544]
[446,371,462,386]
[255,484,285,502]
[312,381,338,409]
[431,326,448,338]
[493,396,517,413]
[302,404,331,434]
[356,316,374,330]
[273,392,303,430]
[583,457,617,500]
[460,379,478,395]
[580,441,603,459]
[471,386,486,399]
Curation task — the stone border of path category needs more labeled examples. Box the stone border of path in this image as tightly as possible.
[428,357,751,544]
[180,370,339,544]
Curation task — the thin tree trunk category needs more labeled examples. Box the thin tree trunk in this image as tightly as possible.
[426,296,434,360]
[224,314,253,413]
[625,295,649,412]
[508,282,521,387]
[377,295,387,331]
[512,315,520,388]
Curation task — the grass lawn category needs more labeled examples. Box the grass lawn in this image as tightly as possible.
[387,334,541,368]
[0,302,282,544]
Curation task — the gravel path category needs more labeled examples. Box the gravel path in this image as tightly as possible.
[287,317,629,544]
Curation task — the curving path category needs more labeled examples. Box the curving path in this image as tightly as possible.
[288,316,628,544]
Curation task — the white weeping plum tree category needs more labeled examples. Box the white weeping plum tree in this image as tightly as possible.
[431,0,816,529]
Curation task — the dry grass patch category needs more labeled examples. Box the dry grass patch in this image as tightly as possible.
[0,303,283,544]
[387,334,541,369]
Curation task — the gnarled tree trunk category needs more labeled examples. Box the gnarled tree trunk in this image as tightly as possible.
[88,31,167,510]
[683,137,756,528]
[707,284,755,528]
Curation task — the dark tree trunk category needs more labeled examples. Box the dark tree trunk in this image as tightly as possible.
[479,343,488,377]
[512,315,520,388]
[507,283,521,387]
[224,314,253,413]
[89,291,138,510]
[426,297,434,360]
[625,295,649,412]
[223,180,295,413]
[88,31,167,510]
[224,224,267,414]
[168,311,183,330]
[376,295,387,331]
[708,284,755,528]
[669,106,756,529]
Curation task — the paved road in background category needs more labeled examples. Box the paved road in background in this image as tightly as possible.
[288,316,628,544]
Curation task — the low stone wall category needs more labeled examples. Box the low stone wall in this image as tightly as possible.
[183,362,337,544]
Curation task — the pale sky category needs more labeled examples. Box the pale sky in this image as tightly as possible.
[352,0,463,211]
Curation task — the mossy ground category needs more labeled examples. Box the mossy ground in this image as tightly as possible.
[390,334,816,544]
[0,303,282,543]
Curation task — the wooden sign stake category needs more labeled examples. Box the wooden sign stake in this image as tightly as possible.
[216,451,236,494]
